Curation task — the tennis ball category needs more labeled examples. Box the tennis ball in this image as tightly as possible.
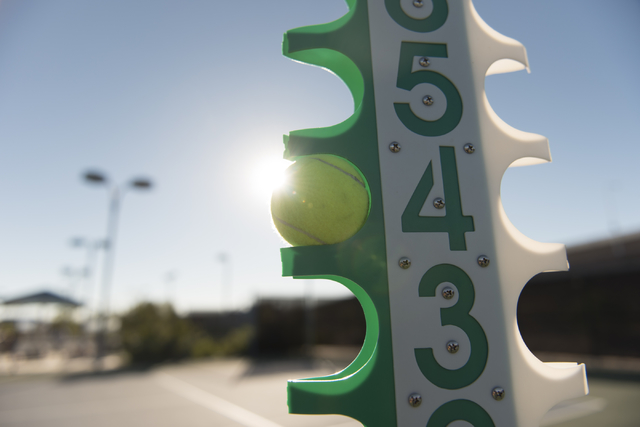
[271,154,370,246]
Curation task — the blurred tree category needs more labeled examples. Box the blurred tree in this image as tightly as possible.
[119,302,254,363]
[190,325,254,358]
[50,310,82,336]
[120,303,195,363]
[0,322,18,353]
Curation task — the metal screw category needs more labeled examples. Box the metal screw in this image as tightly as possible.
[422,95,434,106]
[408,393,422,407]
[463,143,475,154]
[399,257,411,269]
[446,341,459,354]
[389,142,401,153]
[492,387,505,401]
[419,57,430,67]
[433,198,445,209]
[413,0,424,8]
[442,287,455,300]
[477,255,490,268]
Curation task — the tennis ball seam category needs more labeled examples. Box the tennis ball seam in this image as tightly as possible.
[272,215,327,245]
[312,157,365,188]
[271,154,370,246]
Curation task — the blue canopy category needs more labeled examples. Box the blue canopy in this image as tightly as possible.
[2,291,81,307]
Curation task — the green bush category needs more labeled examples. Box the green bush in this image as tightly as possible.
[120,303,195,364]
[190,325,254,358]
[50,311,82,336]
[119,303,254,363]
[0,322,18,352]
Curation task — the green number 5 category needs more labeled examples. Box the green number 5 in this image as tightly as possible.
[394,42,463,137]
[414,264,488,389]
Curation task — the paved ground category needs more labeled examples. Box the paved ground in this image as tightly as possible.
[0,358,639,427]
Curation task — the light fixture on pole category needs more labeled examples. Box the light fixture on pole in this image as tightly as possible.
[69,237,105,331]
[164,270,178,306]
[60,265,83,299]
[82,169,153,368]
[217,252,231,312]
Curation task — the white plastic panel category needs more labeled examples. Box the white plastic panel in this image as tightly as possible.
[367,1,587,426]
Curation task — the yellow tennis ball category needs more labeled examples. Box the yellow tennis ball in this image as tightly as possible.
[271,154,370,246]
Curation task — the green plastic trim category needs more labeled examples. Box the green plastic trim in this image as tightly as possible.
[291,275,378,382]
[281,0,397,426]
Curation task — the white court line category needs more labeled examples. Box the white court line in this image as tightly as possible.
[540,397,607,426]
[154,372,285,427]
[156,372,603,427]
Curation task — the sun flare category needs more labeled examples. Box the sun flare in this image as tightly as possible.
[253,156,293,200]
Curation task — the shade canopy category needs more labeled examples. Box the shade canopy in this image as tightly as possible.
[2,291,81,307]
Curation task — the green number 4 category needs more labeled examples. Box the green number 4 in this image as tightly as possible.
[401,146,474,251]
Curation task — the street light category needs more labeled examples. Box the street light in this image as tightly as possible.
[82,170,153,367]
[69,237,105,327]
[164,270,178,306]
[60,265,84,299]
[217,252,231,311]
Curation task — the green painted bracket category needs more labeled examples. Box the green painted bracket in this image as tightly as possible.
[281,1,396,426]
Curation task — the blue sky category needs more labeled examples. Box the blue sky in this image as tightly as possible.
[0,1,638,313]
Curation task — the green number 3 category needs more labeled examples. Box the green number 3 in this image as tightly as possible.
[427,400,495,427]
[414,264,488,389]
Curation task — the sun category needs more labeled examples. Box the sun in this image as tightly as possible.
[252,156,293,201]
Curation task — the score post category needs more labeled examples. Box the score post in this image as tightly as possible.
[276,1,588,426]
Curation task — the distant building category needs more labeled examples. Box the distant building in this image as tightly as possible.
[189,232,640,358]
[518,232,640,357]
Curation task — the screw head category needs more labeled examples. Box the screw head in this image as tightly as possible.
[408,393,422,407]
[492,387,505,401]
[419,57,430,67]
[433,198,445,209]
[463,143,475,154]
[389,142,401,153]
[422,95,434,106]
[442,287,455,300]
[446,340,460,354]
[413,0,424,7]
[477,255,490,268]
[399,257,411,269]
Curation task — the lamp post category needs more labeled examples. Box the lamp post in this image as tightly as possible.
[164,270,178,306]
[61,265,83,300]
[69,237,105,347]
[69,237,105,308]
[83,170,153,367]
[217,253,231,311]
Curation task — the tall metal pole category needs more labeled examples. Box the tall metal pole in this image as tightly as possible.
[81,239,103,355]
[95,186,120,367]
[83,171,152,369]
[164,270,178,307]
[70,237,103,319]
[83,240,103,318]
[217,253,230,311]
